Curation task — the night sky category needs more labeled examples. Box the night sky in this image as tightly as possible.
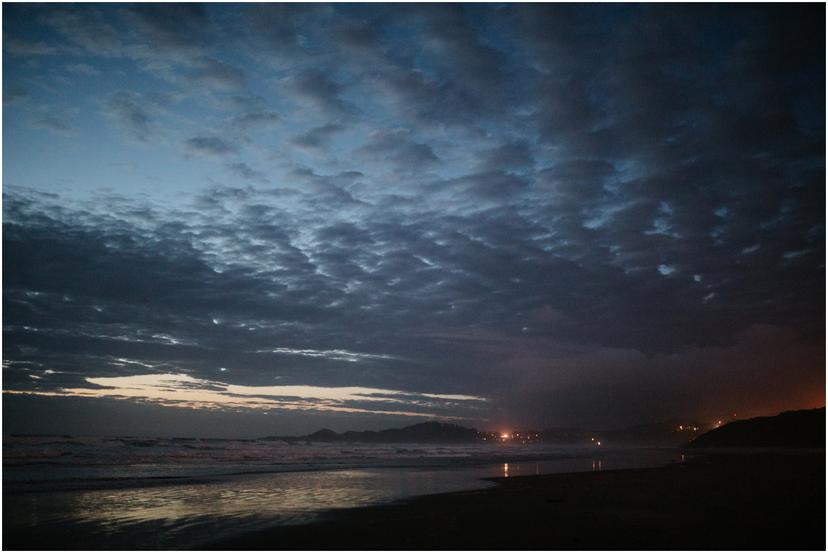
[3,4,825,438]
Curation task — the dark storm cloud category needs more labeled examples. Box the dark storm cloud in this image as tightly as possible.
[4,4,824,431]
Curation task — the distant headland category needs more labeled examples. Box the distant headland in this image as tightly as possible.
[260,409,826,446]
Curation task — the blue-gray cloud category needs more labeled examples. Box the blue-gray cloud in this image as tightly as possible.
[184,136,238,157]
[3,4,824,435]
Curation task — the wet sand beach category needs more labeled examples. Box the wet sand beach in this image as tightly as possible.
[210,452,825,550]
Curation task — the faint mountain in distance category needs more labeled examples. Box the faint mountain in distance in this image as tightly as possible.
[267,419,708,445]
[272,421,480,443]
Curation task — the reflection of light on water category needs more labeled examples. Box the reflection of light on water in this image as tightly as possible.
[503,463,509,478]
[591,459,603,471]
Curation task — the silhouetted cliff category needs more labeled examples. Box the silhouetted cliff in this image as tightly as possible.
[688,408,825,448]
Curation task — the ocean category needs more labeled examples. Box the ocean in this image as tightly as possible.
[3,435,682,549]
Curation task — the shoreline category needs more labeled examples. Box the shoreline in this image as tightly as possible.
[208,450,825,550]
[2,445,679,495]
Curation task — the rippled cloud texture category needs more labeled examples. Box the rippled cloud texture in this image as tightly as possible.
[3,4,824,436]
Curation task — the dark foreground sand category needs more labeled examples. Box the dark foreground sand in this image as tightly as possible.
[211,452,825,550]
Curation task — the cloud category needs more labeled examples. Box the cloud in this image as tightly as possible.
[105,91,153,141]
[357,129,439,170]
[30,112,74,134]
[475,141,535,172]
[231,111,282,130]
[255,347,397,363]
[226,162,268,182]
[414,5,508,100]
[41,7,122,55]
[188,57,246,90]
[7,373,487,419]
[291,124,345,151]
[121,4,212,56]
[246,4,315,57]
[283,69,354,115]
[331,21,383,55]
[66,63,102,76]
[440,170,528,200]
[184,136,238,157]
[3,5,824,432]
[3,86,30,105]
[5,37,60,56]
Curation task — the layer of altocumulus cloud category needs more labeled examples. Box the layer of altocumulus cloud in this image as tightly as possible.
[7,373,487,419]
[256,348,397,363]
[3,4,824,430]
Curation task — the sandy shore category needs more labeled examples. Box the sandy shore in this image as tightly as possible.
[210,451,825,550]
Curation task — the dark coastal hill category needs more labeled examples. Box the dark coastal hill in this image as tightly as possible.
[268,409,825,446]
[271,420,708,445]
[688,407,825,449]
[282,421,480,443]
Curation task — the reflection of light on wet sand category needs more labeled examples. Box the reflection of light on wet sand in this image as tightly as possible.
[6,450,685,548]
[4,373,486,419]
[8,469,496,547]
